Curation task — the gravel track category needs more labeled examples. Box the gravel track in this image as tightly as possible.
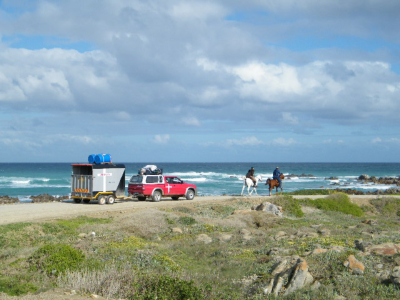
[0,195,388,225]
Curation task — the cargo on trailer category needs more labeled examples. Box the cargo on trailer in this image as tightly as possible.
[71,163,125,205]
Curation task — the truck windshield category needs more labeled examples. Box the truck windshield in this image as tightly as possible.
[129,175,143,183]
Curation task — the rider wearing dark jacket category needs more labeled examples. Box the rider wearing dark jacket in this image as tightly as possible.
[273,167,282,187]
[246,167,257,186]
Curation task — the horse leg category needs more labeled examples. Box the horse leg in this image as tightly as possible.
[253,186,257,195]
[241,184,245,196]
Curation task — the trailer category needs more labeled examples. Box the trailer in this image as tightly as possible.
[71,162,126,205]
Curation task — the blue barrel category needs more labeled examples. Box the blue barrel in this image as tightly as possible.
[95,154,112,164]
[88,154,96,164]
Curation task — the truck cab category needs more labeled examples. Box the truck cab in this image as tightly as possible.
[128,175,197,202]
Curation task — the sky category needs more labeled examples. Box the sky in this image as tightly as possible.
[0,0,400,163]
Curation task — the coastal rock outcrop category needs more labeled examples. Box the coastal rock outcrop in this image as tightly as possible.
[30,194,69,203]
[0,196,19,204]
[358,175,400,186]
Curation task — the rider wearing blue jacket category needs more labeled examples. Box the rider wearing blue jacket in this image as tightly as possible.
[273,167,282,187]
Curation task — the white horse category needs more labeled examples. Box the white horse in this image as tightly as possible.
[241,175,263,196]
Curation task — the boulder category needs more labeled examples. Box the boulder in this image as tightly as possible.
[254,202,283,217]
[365,243,400,256]
[172,227,183,234]
[390,266,400,286]
[344,255,365,275]
[284,259,314,295]
[264,257,313,296]
[196,234,212,244]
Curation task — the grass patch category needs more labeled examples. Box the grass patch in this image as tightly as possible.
[28,244,85,276]
[299,193,364,217]
[0,276,38,296]
[270,195,305,218]
[370,197,400,217]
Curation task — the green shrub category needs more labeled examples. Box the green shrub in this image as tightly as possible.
[270,195,304,218]
[133,274,204,300]
[0,277,38,296]
[370,197,400,217]
[300,193,364,217]
[178,216,197,226]
[210,205,236,217]
[288,189,332,195]
[28,244,85,276]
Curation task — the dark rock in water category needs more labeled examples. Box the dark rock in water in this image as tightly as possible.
[358,175,400,186]
[325,177,338,180]
[0,196,20,204]
[30,194,69,203]
[286,173,315,179]
[359,174,370,180]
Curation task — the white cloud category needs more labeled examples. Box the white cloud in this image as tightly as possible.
[282,112,299,125]
[271,137,296,146]
[0,0,400,161]
[372,137,382,143]
[181,117,201,127]
[225,136,264,146]
[153,134,170,144]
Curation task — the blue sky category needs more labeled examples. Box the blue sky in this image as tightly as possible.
[0,0,400,163]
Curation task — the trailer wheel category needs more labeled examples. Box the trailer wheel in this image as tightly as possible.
[138,196,146,201]
[73,198,81,203]
[152,190,162,202]
[106,195,115,204]
[171,196,179,200]
[98,195,107,205]
[83,199,91,204]
[185,189,195,200]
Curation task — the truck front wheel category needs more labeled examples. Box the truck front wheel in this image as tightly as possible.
[152,190,162,202]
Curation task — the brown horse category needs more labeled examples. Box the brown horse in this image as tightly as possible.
[265,174,285,196]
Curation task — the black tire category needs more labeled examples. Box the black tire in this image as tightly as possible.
[138,196,146,201]
[185,189,195,200]
[98,195,107,205]
[106,195,115,204]
[152,190,162,202]
[73,198,81,203]
[171,196,180,200]
[83,199,91,204]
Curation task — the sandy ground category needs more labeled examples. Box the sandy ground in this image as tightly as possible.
[0,194,389,225]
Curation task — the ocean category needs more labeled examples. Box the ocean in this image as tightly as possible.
[1,162,400,203]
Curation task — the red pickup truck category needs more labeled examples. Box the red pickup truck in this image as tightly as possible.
[128,174,197,202]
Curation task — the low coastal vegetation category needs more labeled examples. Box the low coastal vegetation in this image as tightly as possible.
[1,194,400,299]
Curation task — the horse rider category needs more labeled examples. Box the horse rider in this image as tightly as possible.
[273,167,282,188]
[246,167,257,187]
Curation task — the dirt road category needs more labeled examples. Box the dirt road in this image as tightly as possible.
[0,195,392,225]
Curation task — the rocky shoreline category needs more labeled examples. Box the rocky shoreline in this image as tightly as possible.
[0,194,69,204]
